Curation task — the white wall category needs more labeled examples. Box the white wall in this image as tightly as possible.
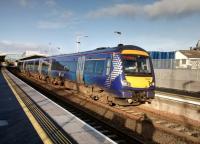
[175,51,189,68]
[155,69,200,92]
[175,51,187,59]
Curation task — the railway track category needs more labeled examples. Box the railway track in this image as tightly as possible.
[155,90,200,105]
[156,87,200,99]
[9,69,200,144]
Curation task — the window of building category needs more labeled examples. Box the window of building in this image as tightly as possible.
[176,60,180,67]
[182,59,186,64]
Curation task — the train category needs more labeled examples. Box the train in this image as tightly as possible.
[17,44,155,105]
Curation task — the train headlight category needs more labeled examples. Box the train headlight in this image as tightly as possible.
[122,80,131,87]
[150,82,155,86]
[148,81,155,86]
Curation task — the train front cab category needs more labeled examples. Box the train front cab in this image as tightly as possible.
[119,49,155,104]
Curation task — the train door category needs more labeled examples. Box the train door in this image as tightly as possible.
[22,61,25,71]
[93,59,107,85]
[76,56,85,83]
[48,59,52,76]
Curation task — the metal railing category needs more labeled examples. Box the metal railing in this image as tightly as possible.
[152,59,200,69]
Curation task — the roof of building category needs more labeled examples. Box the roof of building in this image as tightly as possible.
[0,52,6,56]
[19,55,46,61]
[19,51,48,61]
[179,50,200,58]
[21,51,47,57]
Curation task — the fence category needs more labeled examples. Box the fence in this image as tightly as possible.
[152,59,200,92]
[152,59,200,69]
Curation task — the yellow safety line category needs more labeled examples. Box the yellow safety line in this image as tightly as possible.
[25,98,69,144]
[2,70,53,144]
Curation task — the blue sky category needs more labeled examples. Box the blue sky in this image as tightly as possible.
[0,0,200,55]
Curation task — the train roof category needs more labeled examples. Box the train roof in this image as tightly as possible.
[20,44,148,61]
[50,44,147,58]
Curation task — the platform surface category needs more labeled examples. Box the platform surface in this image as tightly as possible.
[0,69,43,144]
[4,69,116,144]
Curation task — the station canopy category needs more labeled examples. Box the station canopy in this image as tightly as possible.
[18,51,47,61]
[0,52,6,62]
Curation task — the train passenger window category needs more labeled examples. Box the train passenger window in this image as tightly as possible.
[28,61,34,71]
[34,61,39,71]
[70,61,77,72]
[84,61,95,73]
[95,60,104,75]
[52,60,64,71]
[60,61,77,72]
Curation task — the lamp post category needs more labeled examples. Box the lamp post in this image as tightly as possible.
[76,35,88,53]
[114,31,122,44]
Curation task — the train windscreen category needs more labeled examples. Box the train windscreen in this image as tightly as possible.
[122,55,152,76]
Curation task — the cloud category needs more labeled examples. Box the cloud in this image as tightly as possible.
[45,0,56,7]
[144,0,200,18]
[19,0,29,7]
[0,40,48,54]
[37,10,73,29]
[87,0,200,19]
[18,0,56,8]
[87,4,141,18]
[38,21,66,29]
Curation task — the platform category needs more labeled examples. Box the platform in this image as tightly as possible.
[0,69,43,144]
[1,68,116,144]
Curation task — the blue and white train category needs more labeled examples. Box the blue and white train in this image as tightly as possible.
[18,44,155,105]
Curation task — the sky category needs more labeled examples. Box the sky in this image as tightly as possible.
[0,0,200,55]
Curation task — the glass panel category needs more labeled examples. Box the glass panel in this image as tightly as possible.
[106,59,111,75]
[95,60,104,75]
[34,60,39,71]
[84,60,95,73]
[182,59,186,64]
[52,60,64,71]
[122,55,151,75]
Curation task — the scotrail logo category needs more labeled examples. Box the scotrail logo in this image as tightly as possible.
[105,54,122,88]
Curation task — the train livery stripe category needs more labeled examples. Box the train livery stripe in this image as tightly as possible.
[121,50,149,56]
[105,54,122,87]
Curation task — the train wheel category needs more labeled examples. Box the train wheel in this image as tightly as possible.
[107,96,115,106]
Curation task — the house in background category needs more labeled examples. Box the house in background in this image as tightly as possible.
[175,49,200,69]
[149,40,200,69]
